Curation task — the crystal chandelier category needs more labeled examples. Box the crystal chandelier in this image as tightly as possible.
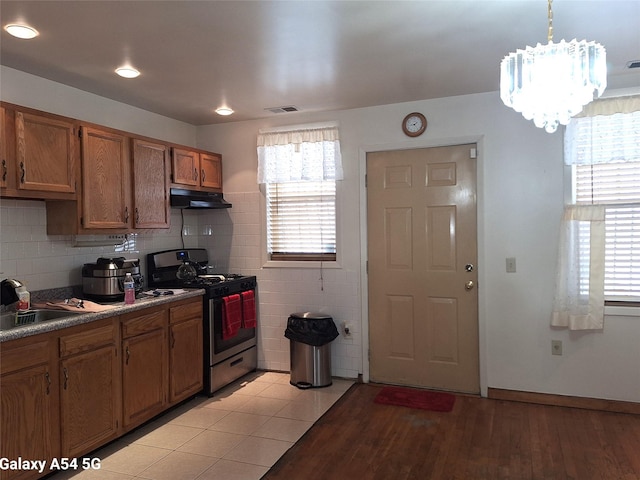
[500,0,607,133]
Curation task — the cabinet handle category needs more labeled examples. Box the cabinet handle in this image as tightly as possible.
[63,367,68,390]
[45,371,51,395]
[201,169,206,183]
[171,331,175,349]
[124,206,129,223]
[19,161,25,183]
[135,207,140,224]
[193,168,198,182]
[126,346,130,365]
[2,159,6,182]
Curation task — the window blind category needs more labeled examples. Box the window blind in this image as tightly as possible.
[266,181,336,261]
[574,161,640,299]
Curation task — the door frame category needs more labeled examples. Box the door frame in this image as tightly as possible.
[358,135,488,397]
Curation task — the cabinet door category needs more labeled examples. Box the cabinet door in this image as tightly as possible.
[132,139,170,229]
[15,111,76,194]
[122,328,167,429]
[171,148,199,187]
[1,339,58,480]
[1,105,7,189]
[199,152,222,190]
[81,126,131,229]
[60,344,119,458]
[169,317,203,403]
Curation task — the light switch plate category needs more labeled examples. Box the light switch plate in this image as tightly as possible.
[506,257,516,273]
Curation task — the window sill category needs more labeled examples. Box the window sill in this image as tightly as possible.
[262,260,342,269]
[605,305,640,317]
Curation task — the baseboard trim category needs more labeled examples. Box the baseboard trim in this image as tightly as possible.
[488,388,640,416]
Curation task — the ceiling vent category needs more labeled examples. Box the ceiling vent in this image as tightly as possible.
[627,60,640,69]
[265,106,299,114]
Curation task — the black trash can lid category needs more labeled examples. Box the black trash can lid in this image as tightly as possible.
[290,312,333,320]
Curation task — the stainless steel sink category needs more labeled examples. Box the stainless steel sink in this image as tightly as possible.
[0,309,82,330]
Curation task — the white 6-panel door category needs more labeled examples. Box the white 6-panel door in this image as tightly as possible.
[367,144,479,393]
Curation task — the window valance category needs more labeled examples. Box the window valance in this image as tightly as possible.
[257,126,343,184]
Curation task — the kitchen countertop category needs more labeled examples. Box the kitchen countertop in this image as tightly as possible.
[0,289,205,343]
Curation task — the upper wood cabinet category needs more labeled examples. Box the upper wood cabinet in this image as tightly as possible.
[0,105,7,189]
[172,148,222,192]
[200,152,222,190]
[15,111,77,195]
[132,139,170,229]
[81,126,131,230]
[1,103,78,201]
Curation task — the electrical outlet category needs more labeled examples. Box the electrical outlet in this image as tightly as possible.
[343,323,351,337]
[551,340,563,356]
[506,257,517,273]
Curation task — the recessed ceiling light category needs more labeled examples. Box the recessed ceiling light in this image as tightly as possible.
[4,23,39,39]
[115,66,140,79]
[215,107,234,116]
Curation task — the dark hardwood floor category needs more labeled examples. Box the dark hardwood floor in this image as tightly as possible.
[263,383,640,480]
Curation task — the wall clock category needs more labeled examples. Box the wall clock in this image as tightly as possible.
[402,112,427,137]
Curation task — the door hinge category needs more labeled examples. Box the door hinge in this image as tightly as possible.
[366,260,368,274]
[365,174,367,187]
[470,147,477,159]
[78,128,83,138]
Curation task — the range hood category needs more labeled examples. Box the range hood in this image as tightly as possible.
[169,188,232,209]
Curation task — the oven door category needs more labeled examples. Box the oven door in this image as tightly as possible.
[208,296,256,365]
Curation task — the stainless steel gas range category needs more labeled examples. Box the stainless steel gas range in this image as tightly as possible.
[147,248,257,395]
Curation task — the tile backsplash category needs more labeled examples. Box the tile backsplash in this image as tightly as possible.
[0,194,362,380]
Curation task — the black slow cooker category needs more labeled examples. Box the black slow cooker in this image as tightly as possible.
[82,257,143,301]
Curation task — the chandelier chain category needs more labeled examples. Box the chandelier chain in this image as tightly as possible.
[547,0,553,43]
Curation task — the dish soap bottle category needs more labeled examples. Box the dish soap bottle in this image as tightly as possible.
[124,273,135,305]
[16,286,30,311]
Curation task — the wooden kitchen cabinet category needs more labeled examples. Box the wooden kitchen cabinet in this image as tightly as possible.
[169,299,203,402]
[0,337,59,480]
[121,308,168,430]
[1,103,79,201]
[1,105,7,189]
[132,138,171,229]
[15,111,77,195]
[172,147,222,191]
[58,319,120,458]
[81,126,131,230]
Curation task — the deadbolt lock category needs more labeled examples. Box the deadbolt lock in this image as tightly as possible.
[465,263,474,272]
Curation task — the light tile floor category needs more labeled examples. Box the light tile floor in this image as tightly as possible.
[51,372,354,480]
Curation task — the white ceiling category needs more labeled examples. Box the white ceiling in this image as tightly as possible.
[1,1,639,126]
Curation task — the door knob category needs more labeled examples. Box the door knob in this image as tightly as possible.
[465,280,475,290]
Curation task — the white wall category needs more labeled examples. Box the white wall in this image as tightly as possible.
[197,91,640,403]
[2,66,639,403]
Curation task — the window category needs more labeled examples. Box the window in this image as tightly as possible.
[569,110,640,301]
[257,125,343,262]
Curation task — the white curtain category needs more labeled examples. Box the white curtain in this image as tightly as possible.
[257,126,343,184]
[552,96,640,330]
[551,205,606,330]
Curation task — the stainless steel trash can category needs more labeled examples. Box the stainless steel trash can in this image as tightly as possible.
[285,312,338,389]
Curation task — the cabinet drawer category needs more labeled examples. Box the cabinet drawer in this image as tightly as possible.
[59,322,116,358]
[1,339,50,375]
[122,309,166,338]
[169,300,202,324]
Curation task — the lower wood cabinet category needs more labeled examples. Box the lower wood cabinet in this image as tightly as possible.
[58,319,120,458]
[0,338,59,480]
[0,295,204,480]
[121,308,168,430]
[169,300,203,403]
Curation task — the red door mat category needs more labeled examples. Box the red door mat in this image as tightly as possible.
[374,386,456,412]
